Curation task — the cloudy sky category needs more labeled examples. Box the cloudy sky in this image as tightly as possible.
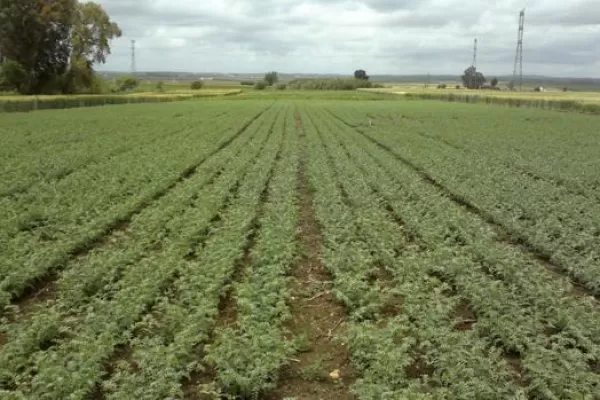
[96,0,600,77]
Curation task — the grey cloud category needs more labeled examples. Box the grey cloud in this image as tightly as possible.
[362,0,424,11]
[96,0,600,77]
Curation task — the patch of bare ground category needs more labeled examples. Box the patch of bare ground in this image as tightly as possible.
[265,111,357,400]
[453,299,477,332]
[502,350,526,384]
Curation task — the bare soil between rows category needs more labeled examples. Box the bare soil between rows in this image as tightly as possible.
[265,111,357,400]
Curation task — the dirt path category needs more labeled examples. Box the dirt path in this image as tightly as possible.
[265,111,357,400]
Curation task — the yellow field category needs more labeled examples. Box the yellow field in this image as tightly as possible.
[366,85,600,104]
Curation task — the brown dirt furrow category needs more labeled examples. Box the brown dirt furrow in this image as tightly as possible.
[266,111,357,400]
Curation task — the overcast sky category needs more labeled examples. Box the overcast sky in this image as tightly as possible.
[96,0,600,77]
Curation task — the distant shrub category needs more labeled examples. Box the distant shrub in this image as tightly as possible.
[254,81,268,90]
[190,80,204,90]
[437,84,447,89]
[115,76,139,92]
[240,81,255,86]
[156,81,164,92]
[287,78,376,91]
[276,83,287,90]
[456,85,461,89]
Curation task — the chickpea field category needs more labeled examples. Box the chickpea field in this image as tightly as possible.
[1,99,599,399]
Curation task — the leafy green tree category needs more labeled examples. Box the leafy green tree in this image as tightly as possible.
[461,66,485,89]
[0,0,76,93]
[0,0,120,94]
[264,71,278,86]
[254,81,268,90]
[491,77,499,87]
[156,81,165,92]
[116,76,138,92]
[0,60,29,92]
[71,2,122,65]
[354,69,369,80]
[190,80,204,90]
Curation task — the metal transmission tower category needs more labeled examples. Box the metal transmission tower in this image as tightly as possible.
[512,9,525,91]
[470,38,478,88]
[130,40,136,74]
[472,38,478,70]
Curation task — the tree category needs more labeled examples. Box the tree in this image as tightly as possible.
[0,0,121,94]
[264,71,278,86]
[0,60,29,92]
[461,66,485,89]
[254,81,268,90]
[354,69,369,80]
[0,0,76,93]
[491,77,499,87]
[70,2,121,66]
[116,76,138,92]
[190,80,204,90]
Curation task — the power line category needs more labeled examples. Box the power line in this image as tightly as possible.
[131,40,136,74]
[470,38,477,89]
[512,9,525,91]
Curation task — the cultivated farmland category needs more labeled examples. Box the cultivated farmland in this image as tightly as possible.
[1,99,599,399]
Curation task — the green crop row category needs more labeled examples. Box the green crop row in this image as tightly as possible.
[323,105,600,398]
[306,108,522,399]
[362,118,600,293]
[205,105,300,396]
[0,107,231,197]
[100,107,286,400]
[0,108,257,388]
[0,103,271,310]
[0,105,278,397]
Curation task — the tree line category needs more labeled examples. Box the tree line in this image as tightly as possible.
[0,0,121,94]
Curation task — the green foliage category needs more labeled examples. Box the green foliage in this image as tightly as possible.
[264,71,279,86]
[254,81,268,90]
[116,76,139,92]
[2,101,600,399]
[354,69,369,80]
[190,80,204,90]
[491,77,499,87]
[156,81,165,92]
[300,357,327,381]
[276,83,287,90]
[287,78,381,91]
[0,102,276,398]
[462,66,486,89]
[0,0,121,94]
[0,60,29,93]
[240,81,255,86]
[71,2,122,65]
